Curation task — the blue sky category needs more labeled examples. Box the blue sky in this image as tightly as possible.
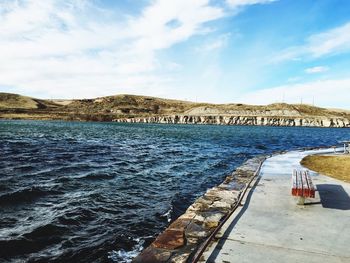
[0,0,350,108]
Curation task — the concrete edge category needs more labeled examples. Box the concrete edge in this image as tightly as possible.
[132,156,266,263]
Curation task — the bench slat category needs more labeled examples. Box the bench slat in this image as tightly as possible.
[291,169,315,198]
[302,171,309,197]
[305,170,315,198]
[297,170,303,196]
[292,170,298,195]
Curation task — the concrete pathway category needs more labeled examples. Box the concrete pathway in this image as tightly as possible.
[202,148,350,263]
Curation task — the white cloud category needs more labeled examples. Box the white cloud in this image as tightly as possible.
[196,33,230,52]
[238,78,350,109]
[128,1,224,51]
[287,77,302,83]
[0,0,225,99]
[307,22,350,57]
[273,22,350,62]
[305,66,329,74]
[226,0,277,8]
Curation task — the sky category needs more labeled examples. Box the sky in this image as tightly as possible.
[0,0,350,109]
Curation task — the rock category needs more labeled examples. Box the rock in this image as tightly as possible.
[187,201,210,212]
[210,201,232,212]
[168,218,191,231]
[152,229,185,250]
[178,211,196,220]
[185,221,211,239]
[202,211,225,228]
[235,170,254,178]
[205,188,239,202]
[196,196,214,206]
[132,246,172,263]
[132,156,268,262]
[223,175,234,183]
[170,252,191,263]
[193,214,205,223]
[218,181,245,191]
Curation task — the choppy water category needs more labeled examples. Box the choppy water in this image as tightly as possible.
[0,120,349,262]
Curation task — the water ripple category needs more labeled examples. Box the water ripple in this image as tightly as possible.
[0,120,349,262]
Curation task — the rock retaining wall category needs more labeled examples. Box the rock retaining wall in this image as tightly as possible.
[132,156,266,263]
[114,115,350,128]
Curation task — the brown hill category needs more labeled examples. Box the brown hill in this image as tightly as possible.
[0,93,60,109]
[0,93,349,123]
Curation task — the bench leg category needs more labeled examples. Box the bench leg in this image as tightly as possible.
[297,196,305,205]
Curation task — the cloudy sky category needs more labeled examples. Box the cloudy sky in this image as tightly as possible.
[1,0,350,109]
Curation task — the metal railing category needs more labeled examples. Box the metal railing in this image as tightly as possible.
[190,158,265,263]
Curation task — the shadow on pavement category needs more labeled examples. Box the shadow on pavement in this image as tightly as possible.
[317,184,350,210]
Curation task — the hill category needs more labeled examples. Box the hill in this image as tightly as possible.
[0,93,60,110]
[0,93,349,126]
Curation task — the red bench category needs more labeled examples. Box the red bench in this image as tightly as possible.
[292,170,315,205]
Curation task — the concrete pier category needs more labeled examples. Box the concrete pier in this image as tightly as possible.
[202,148,350,263]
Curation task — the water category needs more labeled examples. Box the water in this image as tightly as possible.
[0,120,348,262]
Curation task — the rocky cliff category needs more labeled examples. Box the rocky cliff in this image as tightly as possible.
[113,115,350,128]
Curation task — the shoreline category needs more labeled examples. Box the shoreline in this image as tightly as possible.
[132,155,266,263]
[2,117,348,262]
[131,145,344,263]
[113,115,350,128]
[1,117,350,128]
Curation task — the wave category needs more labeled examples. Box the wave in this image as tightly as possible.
[58,207,97,226]
[56,172,116,183]
[108,237,146,263]
[82,172,116,180]
[2,121,345,262]
[0,238,35,258]
[160,207,172,223]
[23,224,69,240]
[0,187,59,206]
[0,223,68,258]
[13,164,35,172]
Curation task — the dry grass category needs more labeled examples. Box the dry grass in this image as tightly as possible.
[0,93,38,109]
[0,93,60,109]
[49,99,74,106]
[301,155,350,182]
[0,113,58,120]
[1,92,350,120]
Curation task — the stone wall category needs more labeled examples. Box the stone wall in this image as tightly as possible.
[132,156,265,263]
[114,115,350,128]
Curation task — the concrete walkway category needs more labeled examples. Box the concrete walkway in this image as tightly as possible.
[202,148,350,263]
